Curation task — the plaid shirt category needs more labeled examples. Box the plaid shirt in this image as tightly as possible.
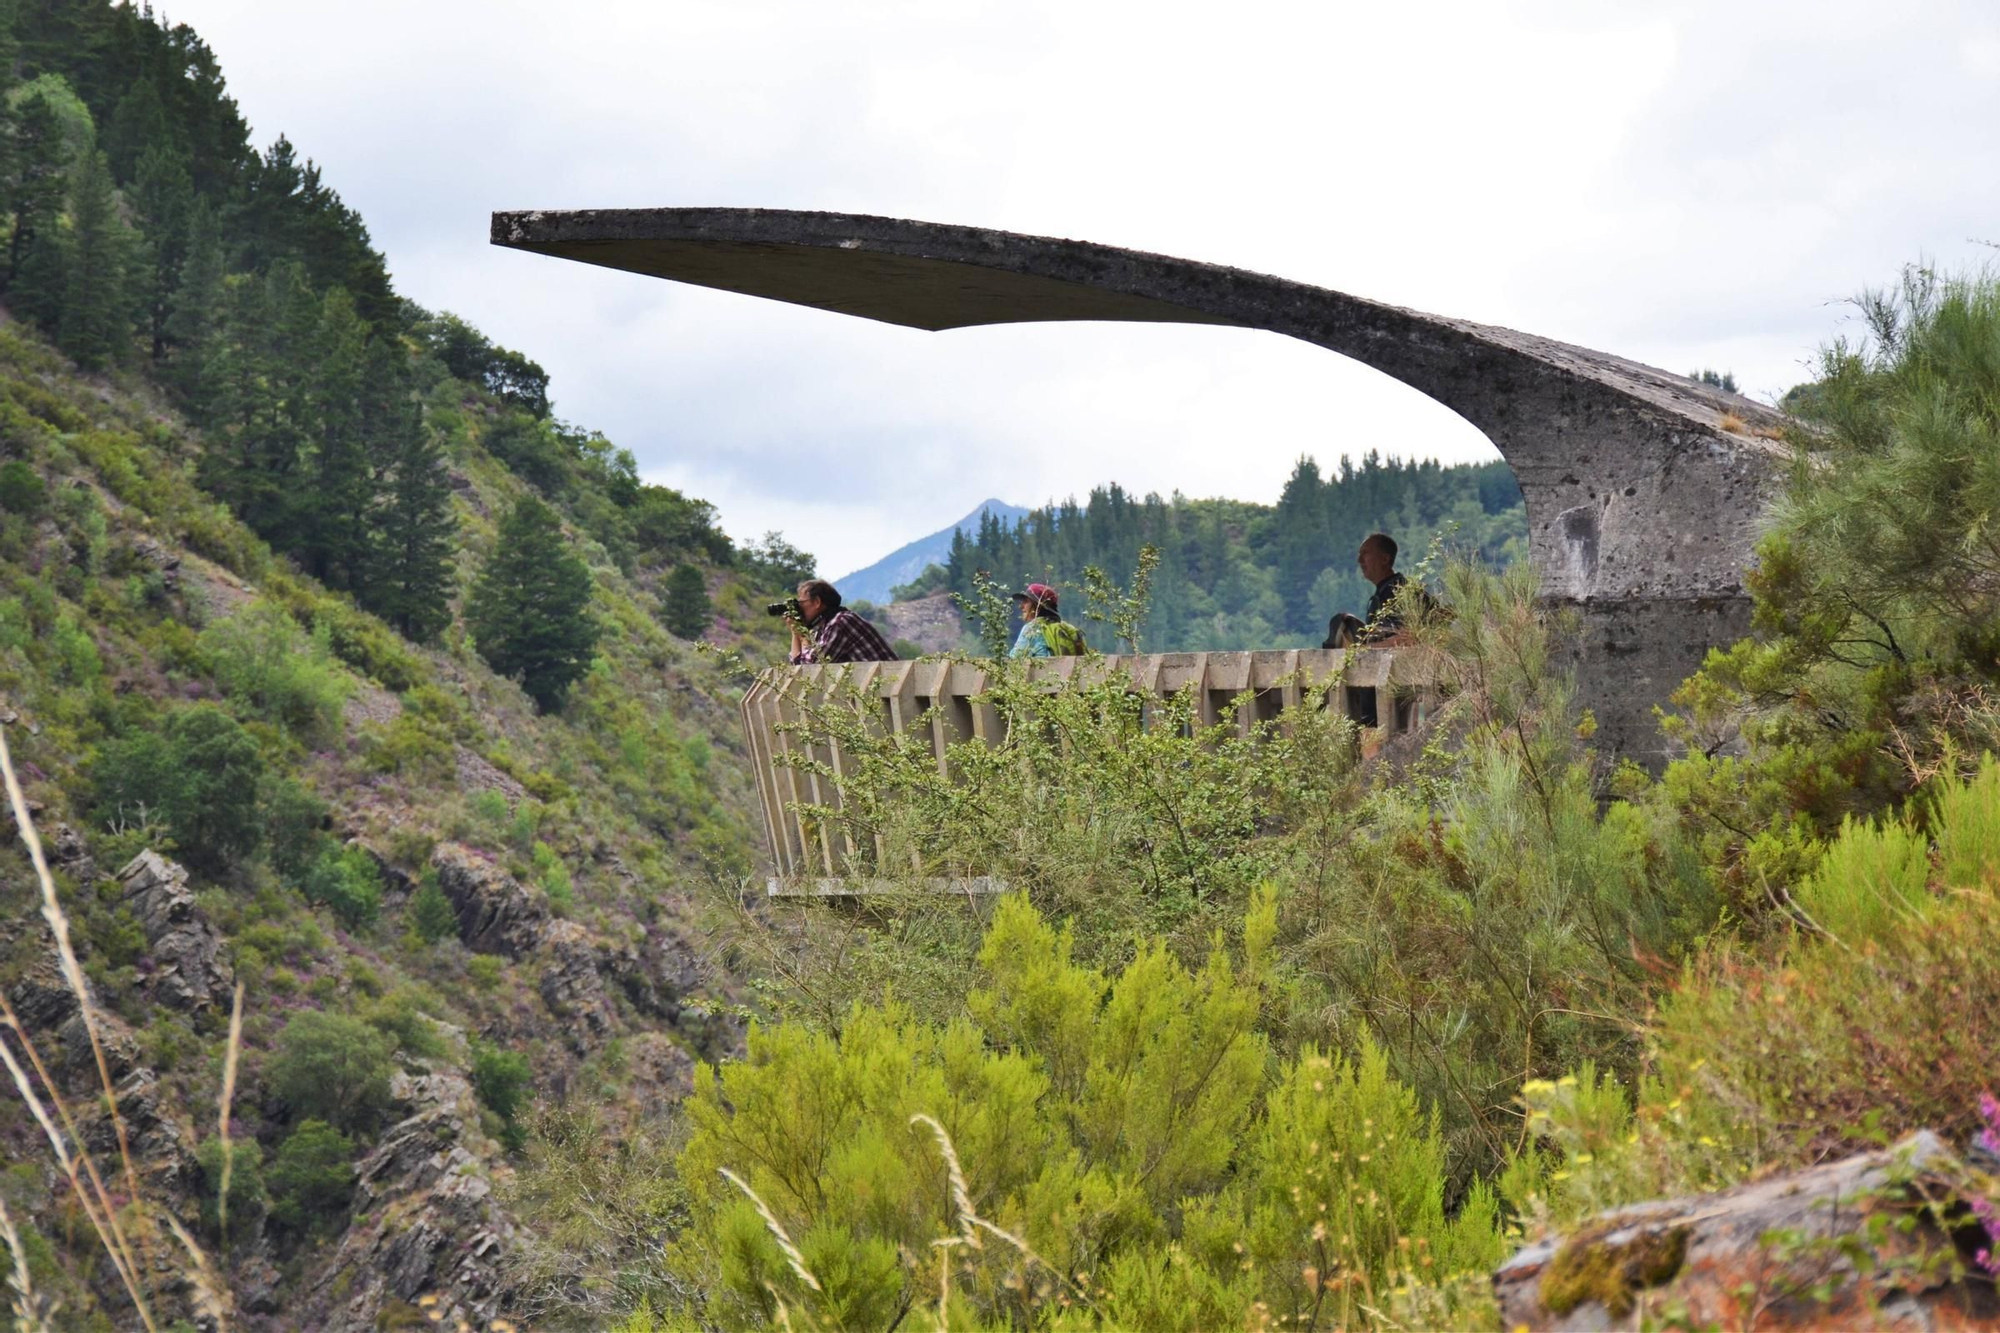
[791,607,899,665]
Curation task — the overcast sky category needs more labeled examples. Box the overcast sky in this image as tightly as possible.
[165,0,1999,579]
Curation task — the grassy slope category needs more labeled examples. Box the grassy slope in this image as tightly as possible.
[0,315,780,1324]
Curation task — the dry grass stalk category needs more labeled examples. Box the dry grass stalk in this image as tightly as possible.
[0,1025,151,1329]
[0,729,144,1222]
[216,981,244,1243]
[0,994,144,1313]
[909,1114,979,1250]
[163,1214,232,1332]
[716,1168,822,1293]
[1717,411,1747,434]
[0,728,159,1333]
[0,1192,49,1333]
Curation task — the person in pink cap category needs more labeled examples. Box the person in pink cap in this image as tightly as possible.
[1009,583,1088,658]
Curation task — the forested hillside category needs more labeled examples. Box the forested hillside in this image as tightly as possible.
[0,2,814,1329]
[898,456,1524,650]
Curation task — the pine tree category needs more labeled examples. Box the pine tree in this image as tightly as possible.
[467,496,599,710]
[661,563,711,640]
[2,90,65,294]
[364,340,455,643]
[302,287,371,588]
[57,152,133,369]
[165,195,224,400]
[131,144,193,360]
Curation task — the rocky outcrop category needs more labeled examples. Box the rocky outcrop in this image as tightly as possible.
[600,924,740,1061]
[286,1069,521,1333]
[536,920,615,1054]
[429,843,546,957]
[874,591,962,655]
[1495,1132,1999,1330]
[5,951,141,1096]
[118,850,233,1013]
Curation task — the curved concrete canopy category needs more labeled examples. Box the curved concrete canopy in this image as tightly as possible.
[491,207,1785,762]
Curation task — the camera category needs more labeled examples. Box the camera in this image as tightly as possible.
[765,596,803,620]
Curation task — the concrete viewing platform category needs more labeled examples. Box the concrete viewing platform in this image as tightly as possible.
[742,648,1428,886]
[495,206,1790,770]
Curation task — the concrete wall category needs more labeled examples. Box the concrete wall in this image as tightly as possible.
[494,207,1786,764]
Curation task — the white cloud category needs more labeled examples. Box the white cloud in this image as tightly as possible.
[164,0,2000,577]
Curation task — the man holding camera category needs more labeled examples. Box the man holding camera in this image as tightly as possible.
[783,579,898,665]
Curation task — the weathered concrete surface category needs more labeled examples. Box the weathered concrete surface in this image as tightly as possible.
[492,208,1788,764]
[1495,1132,1999,1330]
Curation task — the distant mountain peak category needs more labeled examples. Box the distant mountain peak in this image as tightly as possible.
[835,499,1028,604]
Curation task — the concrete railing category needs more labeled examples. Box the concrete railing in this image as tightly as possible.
[739,647,1432,886]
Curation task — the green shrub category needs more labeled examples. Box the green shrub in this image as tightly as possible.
[298,844,383,931]
[666,893,1501,1331]
[360,985,446,1060]
[471,1041,534,1124]
[199,601,353,742]
[531,841,573,910]
[267,1119,356,1236]
[92,704,265,872]
[195,1136,267,1242]
[408,873,457,945]
[0,459,45,516]
[269,1010,396,1133]
[1791,813,1927,944]
[467,955,504,989]
[263,776,328,879]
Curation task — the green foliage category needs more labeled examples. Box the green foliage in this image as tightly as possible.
[408,872,457,945]
[661,563,711,640]
[467,495,600,711]
[195,1136,267,1242]
[471,1040,534,1125]
[269,1009,396,1133]
[199,601,353,742]
[298,843,383,931]
[92,703,265,871]
[668,894,1499,1330]
[266,1119,356,1236]
[0,458,45,515]
[1662,269,2000,891]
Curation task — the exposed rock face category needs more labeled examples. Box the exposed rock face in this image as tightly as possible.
[285,1069,521,1333]
[118,850,233,1013]
[536,920,615,1054]
[430,843,546,957]
[873,592,962,655]
[1495,1132,1999,1330]
[602,924,740,1061]
[5,951,141,1095]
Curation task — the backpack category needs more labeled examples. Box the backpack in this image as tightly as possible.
[1041,619,1087,656]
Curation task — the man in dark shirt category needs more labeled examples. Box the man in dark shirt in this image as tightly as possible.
[1323,533,1420,649]
[788,579,898,665]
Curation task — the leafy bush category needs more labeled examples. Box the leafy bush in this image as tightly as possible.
[199,601,353,742]
[471,1041,533,1124]
[267,1119,356,1236]
[408,872,457,945]
[195,1136,267,1242]
[298,843,383,930]
[0,459,45,515]
[93,703,265,871]
[666,893,1502,1330]
[269,1010,397,1134]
